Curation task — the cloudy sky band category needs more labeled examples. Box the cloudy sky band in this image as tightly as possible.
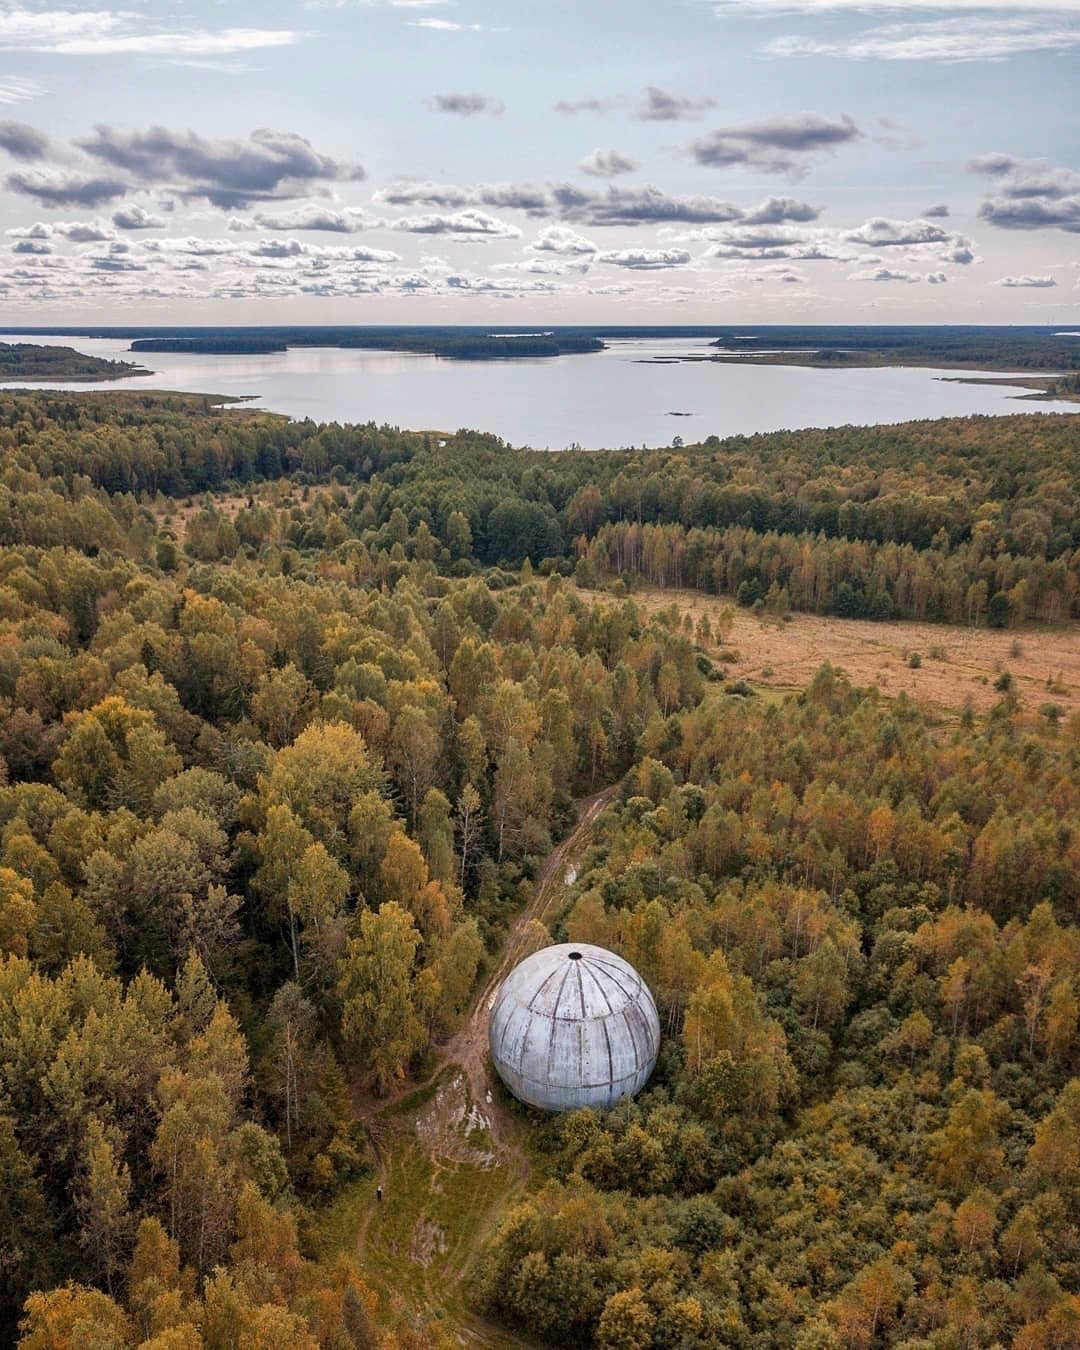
[0,0,1074,320]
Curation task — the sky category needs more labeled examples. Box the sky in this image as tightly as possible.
[0,0,1077,323]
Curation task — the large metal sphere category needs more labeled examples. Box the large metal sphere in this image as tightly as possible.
[489,942,661,1112]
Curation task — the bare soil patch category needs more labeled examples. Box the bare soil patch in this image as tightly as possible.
[413,1072,497,1170]
[409,1218,448,1267]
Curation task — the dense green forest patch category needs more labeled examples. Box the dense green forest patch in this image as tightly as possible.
[703,327,1080,373]
[5,388,1080,624]
[0,342,148,382]
[476,673,1080,1345]
[0,390,1076,1347]
[128,332,603,359]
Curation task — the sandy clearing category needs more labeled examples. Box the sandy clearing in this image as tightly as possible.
[592,586,1080,718]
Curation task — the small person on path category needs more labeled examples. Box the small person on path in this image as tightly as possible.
[376,1184,383,1203]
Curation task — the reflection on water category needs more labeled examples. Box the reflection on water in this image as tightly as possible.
[0,333,1074,449]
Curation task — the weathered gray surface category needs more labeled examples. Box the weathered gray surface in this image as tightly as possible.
[488,942,661,1112]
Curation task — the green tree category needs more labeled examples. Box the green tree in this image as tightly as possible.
[987,591,1011,628]
[0,1116,55,1339]
[338,903,425,1093]
[261,722,382,858]
[596,1287,655,1350]
[388,705,440,829]
[455,783,484,892]
[250,664,313,749]
[76,1117,133,1295]
[417,788,455,886]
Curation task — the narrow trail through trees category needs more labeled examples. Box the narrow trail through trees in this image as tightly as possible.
[447,784,618,1136]
[350,786,617,1342]
[355,783,616,1133]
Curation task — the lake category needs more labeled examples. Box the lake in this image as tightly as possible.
[0,333,1075,449]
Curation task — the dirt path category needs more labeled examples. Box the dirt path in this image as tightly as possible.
[353,785,616,1132]
[447,784,618,1131]
[346,786,618,1344]
[350,1118,386,1266]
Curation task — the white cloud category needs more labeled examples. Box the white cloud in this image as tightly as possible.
[147,59,267,74]
[6,168,128,208]
[430,93,504,115]
[596,247,692,269]
[444,270,557,294]
[527,225,597,255]
[970,157,1080,234]
[390,208,521,237]
[64,29,299,57]
[375,180,471,208]
[636,87,716,122]
[53,218,114,242]
[254,206,367,233]
[336,245,401,263]
[848,266,930,282]
[768,17,1080,62]
[845,216,951,247]
[0,76,44,105]
[579,149,639,178]
[142,236,240,256]
[688,112,860,176]
[719,262,809,285]
[672,211,976,271]
[0,12,300,56]
[6,221,49,238]
[843,216,977,264]
[409,18,482,30]
[113,204,166,230]
[76,125,361,209]
[714,0,1080,12]
[996,274,1057,286]
[494,257,590,275]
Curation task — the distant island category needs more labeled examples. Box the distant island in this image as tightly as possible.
[129,330,604,360]
[0,341,148,382]
[126,322,1078,372]
[941,371,1080,404]
[3,324,1079,375]
[703,326,1080,373]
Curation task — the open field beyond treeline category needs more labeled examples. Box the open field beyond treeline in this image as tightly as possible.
[589,585,1080,718]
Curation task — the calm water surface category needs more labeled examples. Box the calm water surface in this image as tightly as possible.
[1,334,1074,449]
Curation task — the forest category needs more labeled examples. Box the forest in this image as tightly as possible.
[5,391,1080,623]
[127,333,604,359]
[0,343,145,382]
[704,329,1080,372]
[0,388,1076,1347]
[1043,375,1080,400]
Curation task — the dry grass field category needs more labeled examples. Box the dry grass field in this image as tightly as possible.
[590,586,1080,718]
[156,486,334,542]
[156,492,247,542]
